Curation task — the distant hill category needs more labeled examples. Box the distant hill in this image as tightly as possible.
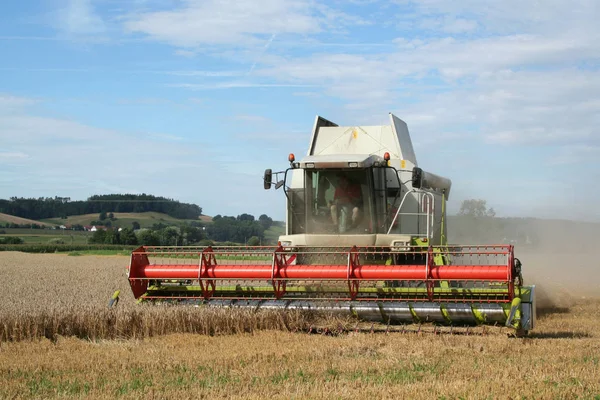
[0,211,213,230]
[41,212,209,229]
[0,213,53,227]
[0,194,202,221]
[199,215,213,223]
[264,222,285,244]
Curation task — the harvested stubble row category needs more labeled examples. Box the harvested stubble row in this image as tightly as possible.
[2,252,600,399]
[0,306,312,342]
[0,252,325,342]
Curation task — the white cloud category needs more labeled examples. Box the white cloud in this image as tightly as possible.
[0,152,29,159]
[312,3,372,30]
[148,133,184,142]
[388,32,597,80]
[0,104,291,218]
[174,49,197,57]
[0,115,110,142]
[119,0,600,132]
[58,0,106,36]
[0,94,39,110]
[167,70,246,77]
[168,82,317,90]
[123,0,322,47]
[419,16,478,34]
[249,30,600,148]
[550,145,600,166]
[383,68,599,149]
[0,113,200,185]
[190,1,598,219]
[249,30,598,113]
[394,0,599,37]
[6,1,600,219]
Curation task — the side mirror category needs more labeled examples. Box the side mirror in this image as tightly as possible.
[263,169,272,190]
[411,167,423,189]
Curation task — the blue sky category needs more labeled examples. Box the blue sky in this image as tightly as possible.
[1,0,599,221]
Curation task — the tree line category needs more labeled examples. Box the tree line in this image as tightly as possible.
[88,213,277,246]
[88,226,194,246]
[0,194,202,220]
[206,214,274,244]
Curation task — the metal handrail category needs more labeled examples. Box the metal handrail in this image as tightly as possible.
[387,189,435,238]
[387,189,415,234]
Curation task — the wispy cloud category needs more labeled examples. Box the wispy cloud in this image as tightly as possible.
[123,0,322,47]
[116,97,172,106]
[167,70,246,77]
[247,34,277,75]
[57,0,107,37]
[393,0,599,37]
[420,17,479,34]
[0,99,288,217]
[168,82,318,90]
[148,133,185,142]
[0,152,29,159]
[550,145,600,166]
[0,94,39,110]
[3,0,600,220]
[0,112,196,197]
[0,36,65,41]
[0,67,246,76]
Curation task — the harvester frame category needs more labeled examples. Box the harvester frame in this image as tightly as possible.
[126,113,536,335]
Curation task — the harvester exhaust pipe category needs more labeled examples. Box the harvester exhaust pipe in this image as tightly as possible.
[412,167,452,199]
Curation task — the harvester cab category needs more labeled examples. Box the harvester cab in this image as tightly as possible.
[127,113,536,336]
[264,113,451,253]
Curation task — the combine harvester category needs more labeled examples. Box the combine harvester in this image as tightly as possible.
[127,113,536,336]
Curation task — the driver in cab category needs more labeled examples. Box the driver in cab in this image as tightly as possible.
[330,174,361,233]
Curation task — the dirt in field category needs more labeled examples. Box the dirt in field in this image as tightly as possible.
[516,221,600,311]
[455,217,600,311]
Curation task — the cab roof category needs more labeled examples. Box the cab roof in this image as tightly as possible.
[298,154,384,169]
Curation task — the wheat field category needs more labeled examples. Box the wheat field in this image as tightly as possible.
[1,251,599,399]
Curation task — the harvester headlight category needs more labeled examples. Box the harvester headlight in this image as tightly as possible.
[279,241,292,247]
[306,162,315,168]
[391,240,411,252]
[348,162,358,168]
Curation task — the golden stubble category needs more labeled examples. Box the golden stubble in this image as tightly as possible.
[1,252,600,399]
